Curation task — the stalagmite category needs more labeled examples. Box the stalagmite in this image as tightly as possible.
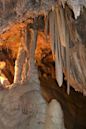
[23,27,48,129]
[0,60,48,129]
[44,99,66,129]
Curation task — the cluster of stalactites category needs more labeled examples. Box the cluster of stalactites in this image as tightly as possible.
[44,4,70,94]
[13,3,74,94]
[45,1,86,95]
[10,1,86,94]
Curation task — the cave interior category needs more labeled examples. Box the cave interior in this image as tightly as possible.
[0,1,86,129]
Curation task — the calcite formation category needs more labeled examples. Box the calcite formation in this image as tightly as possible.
[0,1,86,129]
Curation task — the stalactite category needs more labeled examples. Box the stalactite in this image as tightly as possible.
[61,46,65,68]
[54,4,70,93]
[63,6,70,95]
[55,42,63,87]
[55,5,66,47]
[64,5,86,94]
[54,11,63,87]
[49,10,55,55]
[65,30,70,95]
